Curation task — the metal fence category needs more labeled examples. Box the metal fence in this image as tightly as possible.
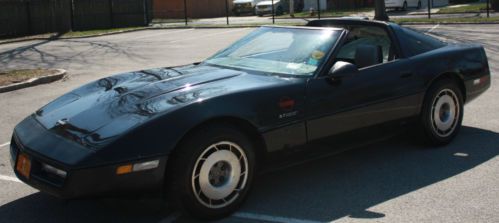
[1,0,496,38]
[150,0,496,27]
[0,0,153,38]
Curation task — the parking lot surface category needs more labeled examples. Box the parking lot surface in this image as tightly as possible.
[0,24,498,223]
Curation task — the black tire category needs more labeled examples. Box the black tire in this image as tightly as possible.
[418,78,464,146]
[166,124,256,219]
[403,1,408,11]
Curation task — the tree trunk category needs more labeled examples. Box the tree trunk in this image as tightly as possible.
[374,0,389,21]
[290,0,295,17]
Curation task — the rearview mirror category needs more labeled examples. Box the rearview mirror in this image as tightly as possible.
[329,61,358,78]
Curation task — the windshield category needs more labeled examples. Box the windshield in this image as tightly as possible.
[205,27,342,76]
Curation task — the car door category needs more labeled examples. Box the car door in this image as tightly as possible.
[306,25,421,142]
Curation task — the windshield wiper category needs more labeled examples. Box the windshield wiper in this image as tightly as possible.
[169,67,183,75]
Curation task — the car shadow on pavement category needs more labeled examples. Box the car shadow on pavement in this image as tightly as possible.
[239,126,499,222]
[0,192,170,223]
[0,126,497,223]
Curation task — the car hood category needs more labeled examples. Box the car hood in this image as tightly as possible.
[34,64,250,145]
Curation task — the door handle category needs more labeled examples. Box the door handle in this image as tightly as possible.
[400,72,413,78]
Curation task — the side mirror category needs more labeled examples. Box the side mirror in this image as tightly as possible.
[329,61,358,78]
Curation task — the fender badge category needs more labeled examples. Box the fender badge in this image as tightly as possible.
[279,111,298,119]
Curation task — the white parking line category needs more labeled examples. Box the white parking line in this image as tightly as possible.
[233,212,324,223]
[427,24,440,33]
[0,142,10,148]
[169,28,249,43]
[0,175,21,183]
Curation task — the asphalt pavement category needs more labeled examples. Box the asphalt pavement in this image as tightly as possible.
[0,24,498,223]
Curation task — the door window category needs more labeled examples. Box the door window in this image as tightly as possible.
[336,26,396,66]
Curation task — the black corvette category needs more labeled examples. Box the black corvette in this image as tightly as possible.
[11,19,490,218]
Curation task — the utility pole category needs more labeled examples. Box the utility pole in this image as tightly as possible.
[143,0,148,26]
[271,0,275,24]
[184,0,188,25]
[109,0,114,28]
[225,0,229,25]
[317,0,321,19]
[428,0,431,19]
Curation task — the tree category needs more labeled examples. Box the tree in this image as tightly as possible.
[289,0,295,17]
[374,0,389,21]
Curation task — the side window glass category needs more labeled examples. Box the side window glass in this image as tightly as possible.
[336,26,395,65]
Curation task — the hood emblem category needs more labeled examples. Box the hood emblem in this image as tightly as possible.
[55,118,69,126]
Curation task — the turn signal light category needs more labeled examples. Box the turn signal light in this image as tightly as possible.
[116,160,160,175]
[116,164,133,175]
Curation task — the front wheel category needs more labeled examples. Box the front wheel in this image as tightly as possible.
[166,124,256,219]
[418,79,463,146]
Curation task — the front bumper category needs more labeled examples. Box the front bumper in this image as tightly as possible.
[385,2,402,8]
[256,6,273,14]
[10,118,167,199]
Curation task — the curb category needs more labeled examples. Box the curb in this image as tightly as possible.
[399,22,499,25]
[0,69,67,93]
[408,11,496,16]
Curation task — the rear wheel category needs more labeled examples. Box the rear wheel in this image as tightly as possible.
[418,79,463,146]
[166,124,256,219]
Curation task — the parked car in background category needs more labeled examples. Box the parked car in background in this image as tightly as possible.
[385,0,422,11]
[255,0,303,16]
[233,0,264,15]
